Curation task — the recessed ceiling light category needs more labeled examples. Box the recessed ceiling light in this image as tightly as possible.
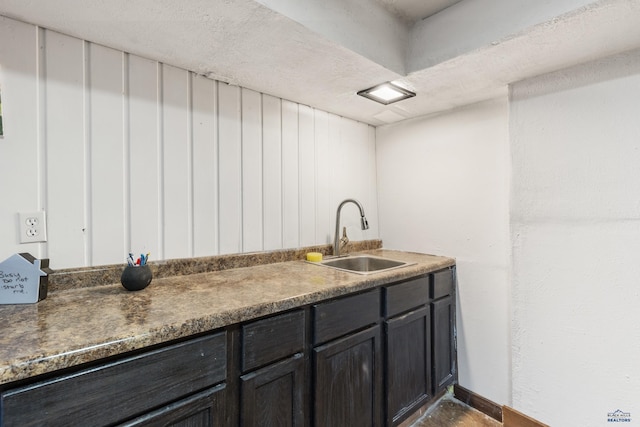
[357,82,416,105]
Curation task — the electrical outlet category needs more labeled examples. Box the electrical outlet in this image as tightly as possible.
[19,211,47,243]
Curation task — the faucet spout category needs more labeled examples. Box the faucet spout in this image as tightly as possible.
[333,198,369,257]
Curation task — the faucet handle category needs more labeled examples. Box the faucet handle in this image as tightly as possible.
[340,226,349,249]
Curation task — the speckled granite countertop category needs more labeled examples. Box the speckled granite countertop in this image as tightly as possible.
[0,247,454,386]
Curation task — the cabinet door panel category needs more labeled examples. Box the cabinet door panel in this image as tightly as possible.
[432,296,456,393]
[119,384,225,427]
[241,353,304,427]
[386,306,431,426]
[314,326,382,427]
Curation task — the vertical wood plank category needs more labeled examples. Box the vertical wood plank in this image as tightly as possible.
[0,18,41,257]
[218,83,242,254]
[281,100,299,249]
[332,119,377,242]
[262,95,282,250]
[241,88,263,252]
[88,43,125,265]
[327,113,342,237]
[192,75,218,256]
[330,116,350,203]
[353,122,378,239]
[128,54,160,258]
[162,64,191,259]
[43,30,86,268]
[298,104,315,246]
[314,110,331,244]
[365,125,379,237]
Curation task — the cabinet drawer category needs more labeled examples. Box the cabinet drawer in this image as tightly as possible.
[242,310,305,372]
[430,269,453,300]
[384,275,430,318]
[1,332,227,427]
[313,289,380,345]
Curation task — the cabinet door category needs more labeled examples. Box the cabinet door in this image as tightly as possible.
[119,384,225,427]
[314,326,382,427]
[385,306,431,427]
[240,353,304,427]
[432,295,456,394]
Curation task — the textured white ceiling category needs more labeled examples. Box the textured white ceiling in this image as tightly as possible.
[1,0,640,126]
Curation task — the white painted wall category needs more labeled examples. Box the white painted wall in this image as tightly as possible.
[378,49,640,424]
[0,16,379,269]
[510,49,640,427]
[376,98,511,405]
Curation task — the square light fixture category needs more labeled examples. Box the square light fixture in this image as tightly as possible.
[357,82,416,105]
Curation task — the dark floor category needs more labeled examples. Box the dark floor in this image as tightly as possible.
[409,396,502,427]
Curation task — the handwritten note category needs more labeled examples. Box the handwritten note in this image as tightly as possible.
[0,253,51,304]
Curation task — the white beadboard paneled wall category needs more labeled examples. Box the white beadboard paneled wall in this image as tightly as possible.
[0,16,379,269]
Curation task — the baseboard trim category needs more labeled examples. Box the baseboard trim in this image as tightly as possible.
[502,406,549,427]
[453,384,503,422]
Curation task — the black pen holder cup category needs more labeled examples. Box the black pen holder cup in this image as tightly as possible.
[121,265,153,291]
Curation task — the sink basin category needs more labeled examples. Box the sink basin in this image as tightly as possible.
[313,255,415,275]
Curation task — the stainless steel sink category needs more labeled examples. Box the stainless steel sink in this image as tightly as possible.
[312,255,415,275]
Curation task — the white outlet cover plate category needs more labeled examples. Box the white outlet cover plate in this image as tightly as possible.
[19,211,47,243]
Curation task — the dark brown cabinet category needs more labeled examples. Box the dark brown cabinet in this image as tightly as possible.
[313,290,382,427]
[383,275,432,427]
[431,269,456,395]
[240,354,304,427]
[240,310,306,427]
[0,267,456,427]
[385,306,431,426]
[314,326,382,427]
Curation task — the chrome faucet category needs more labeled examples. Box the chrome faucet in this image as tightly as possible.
[333,199,369,257]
